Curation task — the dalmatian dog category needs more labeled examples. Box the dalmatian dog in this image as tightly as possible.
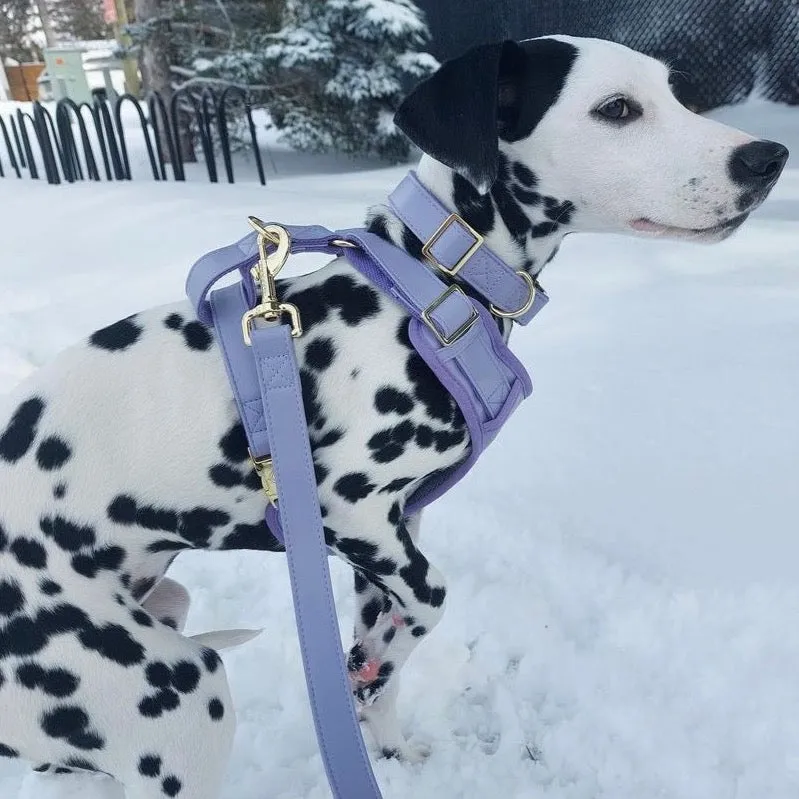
[0,34,787,799]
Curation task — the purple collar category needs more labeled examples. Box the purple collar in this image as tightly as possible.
[389,172,546,324]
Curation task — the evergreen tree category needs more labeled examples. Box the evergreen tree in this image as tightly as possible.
[199,0,438,160]
[0,0,39,62]
[48,0,112,42]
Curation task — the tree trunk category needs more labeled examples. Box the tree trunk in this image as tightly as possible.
[133,0,195,161]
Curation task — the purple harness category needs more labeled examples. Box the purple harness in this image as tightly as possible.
[186,172,548,797]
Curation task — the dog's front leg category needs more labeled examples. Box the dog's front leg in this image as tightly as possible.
[333,509,443,760]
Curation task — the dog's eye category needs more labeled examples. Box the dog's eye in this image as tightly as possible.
[594,97,639,122]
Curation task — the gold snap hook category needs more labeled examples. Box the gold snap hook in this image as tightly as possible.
[242,218,303,344]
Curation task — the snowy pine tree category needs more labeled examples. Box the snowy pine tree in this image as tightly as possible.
[257,0,438,160]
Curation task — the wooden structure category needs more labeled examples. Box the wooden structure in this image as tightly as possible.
[3,63,46,102]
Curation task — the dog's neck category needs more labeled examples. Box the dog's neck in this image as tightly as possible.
[366,153,570,282]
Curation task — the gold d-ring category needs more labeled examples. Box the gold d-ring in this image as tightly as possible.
[490,271,536,319]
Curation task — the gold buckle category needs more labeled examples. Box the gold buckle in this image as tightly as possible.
[242,218,303,343]
[422,285,479,346]
[421,214,484,277]
[489,270,537,319]
[249,450,278,505]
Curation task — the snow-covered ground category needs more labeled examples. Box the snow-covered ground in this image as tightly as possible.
[0,98,798,798]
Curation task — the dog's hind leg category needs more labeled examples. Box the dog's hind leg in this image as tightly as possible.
[25,577,193,793]
[14,592,235,799]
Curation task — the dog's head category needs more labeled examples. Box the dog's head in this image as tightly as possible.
[395,36,788,243]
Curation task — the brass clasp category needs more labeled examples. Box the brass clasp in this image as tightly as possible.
[242,217,303,344]
[250,450,278,505]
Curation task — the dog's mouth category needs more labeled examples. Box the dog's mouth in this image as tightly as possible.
[630,213,750,241]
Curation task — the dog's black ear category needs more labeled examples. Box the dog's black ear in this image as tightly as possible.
[394,38,578,194]
[394,41,523,194]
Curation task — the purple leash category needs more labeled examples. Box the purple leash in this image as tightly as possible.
[186,172,549,799]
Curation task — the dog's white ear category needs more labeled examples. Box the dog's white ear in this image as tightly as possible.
[190,628,263,652]
[394,38,578,194]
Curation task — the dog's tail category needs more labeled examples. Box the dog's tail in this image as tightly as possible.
[190,628,263,652]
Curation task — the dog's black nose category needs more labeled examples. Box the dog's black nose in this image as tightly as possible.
[729,140,789,187]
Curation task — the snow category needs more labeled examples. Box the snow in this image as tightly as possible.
[1,98,798,798]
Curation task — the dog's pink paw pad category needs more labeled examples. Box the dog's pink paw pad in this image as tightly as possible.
[392,614,406,628]
[356,659,381,683]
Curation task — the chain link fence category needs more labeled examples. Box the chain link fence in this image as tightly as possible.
[418,0,798,111]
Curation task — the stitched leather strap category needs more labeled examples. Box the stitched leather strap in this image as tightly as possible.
[388,172,549,324]
[251,322,383,799]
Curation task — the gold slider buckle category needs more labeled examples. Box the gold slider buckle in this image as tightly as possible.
[242,218,303,344]
[490,270,537,319]
[422,285,479,346]
[421,213,484,277]
[249,450,278,505]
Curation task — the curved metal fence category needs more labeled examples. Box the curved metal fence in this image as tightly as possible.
[0,88,267,186]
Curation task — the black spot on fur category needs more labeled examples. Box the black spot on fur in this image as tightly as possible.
[396,524,447,608]
[361,597,382,629]
[201,648,221,673]
[375,387,414,416]
[132,578,157,600]
[40,579,62,596]
[131,609,153,627]
[78,622,145,666]
[53,483,67,499]
[405,353,457,424]
[162,775,183,796]
[11,537,47,569]
[138,689,180,718]
[182,321,213,351]
[379,477,415,495]
[0,397,45,463]
[336,538,397,577]
[401,226,424,261]
[40,515,96,552]
[366,212,392,242]
[36,437,71,471]
[90,316,142,352]
[146,662,172,688]
[334,473,376,503]
[0,743,19,757]
[164,314,183,330]
[314,460,329,485]
[312,428,343,449]
[354,571,369,594]
[171,661,200,694]
[305,338,335,371]
[219,522,284,552]
[367,420,415,463]
[146,539,190,554]
[324,275,381,326]
[0,580,24,616]
[347,641,368,673]
[383,627,396,644]
[17,663,79,697]
[208,698,225,720]
[139,754,162,777]
[71,546,125,578]
[40,706,105,750]
[513,162,538,187]
[219,423,249,463]
[412,625,427,637]
[453,172,495,233]
[387,503,402,526]
[209,463,242,488]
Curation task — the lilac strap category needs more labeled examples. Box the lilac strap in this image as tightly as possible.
[250,322,383,798]
[388,172,548,324]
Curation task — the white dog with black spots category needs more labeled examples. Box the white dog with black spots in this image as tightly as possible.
[0,35,787,799]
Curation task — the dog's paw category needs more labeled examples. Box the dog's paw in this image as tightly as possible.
[380,740,431,765]
[348,653,394,707]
